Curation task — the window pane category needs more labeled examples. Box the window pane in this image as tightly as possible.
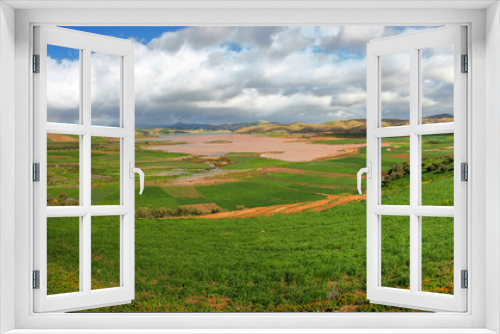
[421,134,454,206]
[91,137,121,205]
[91,216,120,290]
[421,45,454,124]
[47,45,80,124]
[381,51,410,127]
[381,136,410,205]
[381,215,410,289]
[47,217,80,295]
[421,216,454,295]
[47,133,80,206]
[91,52,121,127]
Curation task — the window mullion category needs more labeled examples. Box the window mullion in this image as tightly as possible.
[82,48,92,294]
[409,47,420,295]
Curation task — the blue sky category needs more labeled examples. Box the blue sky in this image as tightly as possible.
[63,26,187,44]
[47,26,452,127]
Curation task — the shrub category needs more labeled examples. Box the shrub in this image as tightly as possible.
[426,162,439,172]
[236,205,245,210]
[402,162,410,174]
[136,207,150,219]
[381,175,392,187]
[175,206,189,216]
[439,163,449,173]
[390,170,404,179]
[66,199,79,206]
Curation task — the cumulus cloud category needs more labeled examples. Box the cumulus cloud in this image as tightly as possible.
[47,26,448,127]
[46,57,80,123]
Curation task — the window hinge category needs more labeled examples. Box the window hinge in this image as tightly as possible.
[33,54,40,73]
[461,54,468,73]
[33,163,40,182]
[461,270,468,289]
[461,162,468,182]
[33,270,40,289]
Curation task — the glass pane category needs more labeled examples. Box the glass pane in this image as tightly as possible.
[91,216,120,290]
[47,45,80,124]
[421,134,454,206]
[381,215,410,289]
[47,133,80,206]
[91,137,121,205]
[421,216,454,295]
[381,51,410,127]
[381,136,410,205]
[47,217,80,295]
[421,44,454,124]
[91,52,121,127]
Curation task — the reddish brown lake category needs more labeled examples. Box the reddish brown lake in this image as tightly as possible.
[143,133,364,162]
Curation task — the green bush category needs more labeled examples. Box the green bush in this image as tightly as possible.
[381,175,392,187]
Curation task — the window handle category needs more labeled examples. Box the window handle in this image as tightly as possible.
[357,162,371,195]
[129,162,144,195]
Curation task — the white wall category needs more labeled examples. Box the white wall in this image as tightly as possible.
[485,2,500,332]
[7,5,492,332]
[0,2,16,333]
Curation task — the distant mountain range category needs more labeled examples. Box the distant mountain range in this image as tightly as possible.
[136,121,272,131]
[235,114,453,134]
[136,115,453,136]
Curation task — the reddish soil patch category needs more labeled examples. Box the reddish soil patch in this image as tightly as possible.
[279,196,335,214]
[309,194,366,212]
[47,133,78,142]
[199,194,366,219]
[207,297,231,308]
[184,296,231,309]
[338,305,360,312]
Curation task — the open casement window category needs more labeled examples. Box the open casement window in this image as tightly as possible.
[365,26,467,312]
[33,26,137,312]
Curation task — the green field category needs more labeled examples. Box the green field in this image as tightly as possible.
[195,182,326,211]
[47,189,453,312]
[45,132,455,312]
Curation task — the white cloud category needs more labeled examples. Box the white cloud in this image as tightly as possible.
[331,87,366,106]
[47,58,80,110]
[47,26,443,126]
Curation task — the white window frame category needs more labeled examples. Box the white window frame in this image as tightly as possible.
[366,26,468,312]
[33,26,136,313]
[1,1,499,333]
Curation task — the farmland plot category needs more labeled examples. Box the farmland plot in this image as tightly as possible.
[46,131,454,312]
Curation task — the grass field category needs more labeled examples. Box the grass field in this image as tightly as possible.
[47,190,453,312]
[45,131,455,312]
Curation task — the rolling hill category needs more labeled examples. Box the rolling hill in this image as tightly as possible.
[235,115,453,134]
[137,115,453,137]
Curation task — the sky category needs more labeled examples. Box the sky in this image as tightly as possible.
[46,26,453,127]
